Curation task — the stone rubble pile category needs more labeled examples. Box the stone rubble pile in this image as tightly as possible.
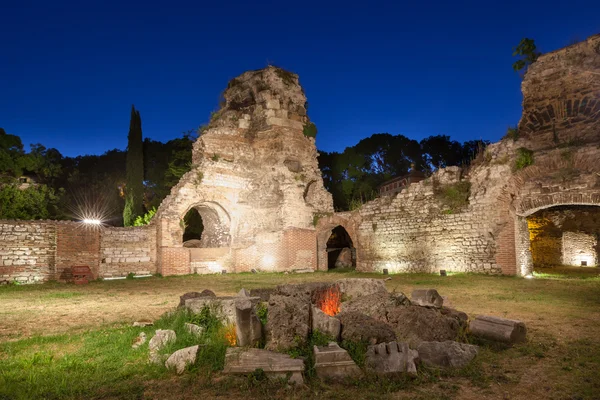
[135,278,527,383]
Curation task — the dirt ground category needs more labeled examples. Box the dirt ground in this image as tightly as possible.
[1,269,599,399]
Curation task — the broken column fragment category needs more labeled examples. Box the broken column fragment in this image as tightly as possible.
[469,315,527,343]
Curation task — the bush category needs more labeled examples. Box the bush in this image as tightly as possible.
[434,181,471,214]
[133,207,156,226]
[514,147,534,170]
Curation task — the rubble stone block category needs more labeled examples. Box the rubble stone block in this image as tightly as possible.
[165,345,199,374]
[184,322,205,337]
[223,348,305,385]
[365,341,418,375]
[313,342,362,380]
[417,341,478,368]
[338,312,396,344]
[265,294,310,351]
[186,296,260,325]
[311,306,341,340]
[336,278,387,300]
[411,289,444,308]
[178,290,216,308]
[235,298,263,347]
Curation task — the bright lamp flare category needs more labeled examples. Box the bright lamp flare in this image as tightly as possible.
[82,219,102,225]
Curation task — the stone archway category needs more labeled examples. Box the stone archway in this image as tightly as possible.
[315,214,358,271]
[514,197,600,276]
[181,202,231,248]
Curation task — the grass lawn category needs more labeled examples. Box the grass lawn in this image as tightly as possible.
[1,268,599,399]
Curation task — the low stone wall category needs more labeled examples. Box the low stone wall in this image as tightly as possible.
[0,221,56,283]
[0,221,158,283]
[100,226,157,277]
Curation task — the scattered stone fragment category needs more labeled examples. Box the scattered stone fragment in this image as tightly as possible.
[337,312,396,344]
[313,342,362,380]
[417,341,478,368]
[132,332,146,349]
[365,341,418,375]
[235,297,263,347]
[311,306,341,340]
[265,294,310,351]
[184,323,205,337]
[186,296,260,325]
[237,288,251,297]
[148,329,176,364]
[469,315,527,344]
[411,289,444,308]
[223,348,305,385]
[386,305,462,345]
[132,320,153,327]
[178,290,216,308]
[165,345,199,374]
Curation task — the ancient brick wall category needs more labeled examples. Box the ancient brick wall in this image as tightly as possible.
[99,226,157,277]
[158,247,190,276]
[55,223,101,280]
[0,221,56,283]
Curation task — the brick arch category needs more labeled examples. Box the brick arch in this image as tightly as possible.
[494,150,600,275]
[181,201,232,248]
[315,214,358,271]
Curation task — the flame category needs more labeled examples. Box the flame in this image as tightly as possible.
[224,324,237,346]
[317,286,341,317]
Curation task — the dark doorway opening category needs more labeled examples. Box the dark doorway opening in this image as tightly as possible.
[183,208,204,243]
[326,226,356,270]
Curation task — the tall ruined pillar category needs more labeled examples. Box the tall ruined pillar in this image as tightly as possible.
[156,66,333,274]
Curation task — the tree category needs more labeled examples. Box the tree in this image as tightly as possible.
[123,105,144,226]
[0,184,64,220]
[512,38,541,76]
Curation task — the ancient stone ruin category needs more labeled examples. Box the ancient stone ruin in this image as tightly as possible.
[139,278,523,383]
[154,66,333,275]
[1,34,599,283]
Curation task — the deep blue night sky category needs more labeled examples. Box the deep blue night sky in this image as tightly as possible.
[1,0,599,157]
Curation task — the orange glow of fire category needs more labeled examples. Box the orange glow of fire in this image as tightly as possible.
[224,324,237,346]
[317,286,341,316]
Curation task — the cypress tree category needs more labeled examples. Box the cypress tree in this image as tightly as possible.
[123,105,144,226]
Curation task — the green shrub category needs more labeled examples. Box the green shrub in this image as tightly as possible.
[434,181,471,213]
[255,302,268,325]
[133,207,156,226]
[340,340,369,368]
[303,122,317,138]
[514,147,534,170]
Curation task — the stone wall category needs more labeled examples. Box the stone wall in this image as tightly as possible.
[0,221,157,283]
[562,231,598,266]
[99,226,157,277]
[0,221,56,283]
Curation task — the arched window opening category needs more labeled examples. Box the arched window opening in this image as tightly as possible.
[326,225,356,270]
[183,208,204,244]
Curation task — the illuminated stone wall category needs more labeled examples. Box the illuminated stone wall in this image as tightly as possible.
[0,221,157,283]
[99,226,157,277]
[0,221,56,284]
[155,66,333,273]
[562,231,598,266]
[349,34,600,275]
